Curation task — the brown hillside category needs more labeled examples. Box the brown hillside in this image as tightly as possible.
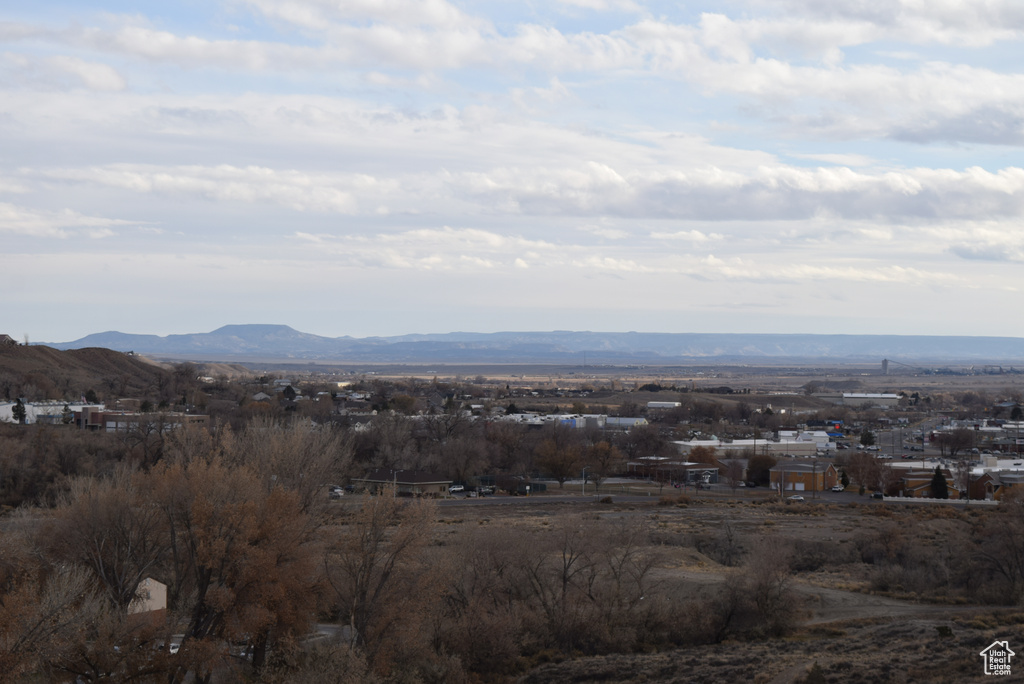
[0,344,174,402]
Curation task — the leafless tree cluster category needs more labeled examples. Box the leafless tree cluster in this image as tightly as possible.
[0,419,356,683]
[434,514,668,673]
[848,494,1024,606]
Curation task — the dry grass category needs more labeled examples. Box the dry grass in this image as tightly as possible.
[418,496,1019,683]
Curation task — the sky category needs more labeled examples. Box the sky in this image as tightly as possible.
[3,0,1024,342]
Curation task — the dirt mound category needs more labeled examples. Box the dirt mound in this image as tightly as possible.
[197,362,254,379]
[0,344,173,401]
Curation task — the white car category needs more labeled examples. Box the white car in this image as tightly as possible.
[787,495,805,502]
[448,484,464,493]
[831,485,844,492]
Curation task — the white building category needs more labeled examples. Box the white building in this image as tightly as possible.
[816,393,900,409]
[0,401,102,425]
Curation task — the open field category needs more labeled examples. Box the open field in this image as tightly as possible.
[230,359,1024,397]
[343,492,1024,683]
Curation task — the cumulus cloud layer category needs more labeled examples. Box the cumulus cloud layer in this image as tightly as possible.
[2,1,1024,339]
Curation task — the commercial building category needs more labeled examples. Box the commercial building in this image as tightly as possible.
[769,461,838,493]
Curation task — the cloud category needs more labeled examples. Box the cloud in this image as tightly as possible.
[789,152,876,167]
[0,175,29,193]
[46,55,125,91]
[0,51,125,91]
[757,0,1024,46]
[693,252,956,286]
[3,11,1021,150]
[891,104,1024,146]
[650,229,723,242]
[4,1,1024,340]
[0,202,131,237]
[949,243,1017,261]
[34,164,385,213]
[239,0,486,32]
[556,0,642,10]
[456,163,1024,222]
[510,77,575,112]
[578,224,629,239]
[26,157,1024,226]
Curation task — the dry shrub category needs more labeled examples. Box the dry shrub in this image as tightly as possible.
[439,598,524,677]
[690,524,745,567]
[922,505,966,521]
[742,537,801,637]
[258,640,379,684]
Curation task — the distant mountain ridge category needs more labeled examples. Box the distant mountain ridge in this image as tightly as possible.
[42,325,1024,364]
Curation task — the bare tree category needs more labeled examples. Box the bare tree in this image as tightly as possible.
[689,445,718,465]
[366,412,416,470]
[227,417,355,514]
[151,457,321,680]
[583,441,624,492]
[742,536,799,636]
[422,408,469,446]
[486,421,529,474]
[439,525,532,673]
[598,517,661,626]
[325,490,440,675]
[47,467,168,611]
[438,434,485,485]
[615,423,670,462]
[44,598,174,683]
[724,459,745,490]
[974,488,1024,603]
[518,513,600,650]
[0,560,108,681]
[847,452,880,489]
[534,424,583,488]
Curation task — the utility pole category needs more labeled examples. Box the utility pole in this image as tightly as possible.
[811,459,818,500]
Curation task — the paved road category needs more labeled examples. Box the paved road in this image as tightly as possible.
[436,484,895,507]
[438,493,661,506]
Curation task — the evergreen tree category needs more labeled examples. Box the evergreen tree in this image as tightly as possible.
[931,466,949,499]
[12,398,26,425]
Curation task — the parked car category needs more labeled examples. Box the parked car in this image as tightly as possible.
[872,491,884,499]
[831,485,844,492]
[449,484,465,493]
[787,495,805,502]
